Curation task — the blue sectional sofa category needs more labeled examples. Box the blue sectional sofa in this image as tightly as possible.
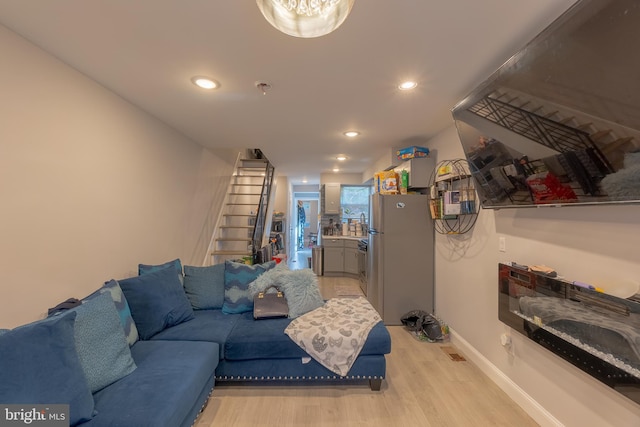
[0,259,391,427]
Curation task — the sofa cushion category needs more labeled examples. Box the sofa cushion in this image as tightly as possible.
[0,312,95,426]
[64,292,137,393]
[139,258,183,284]
[224,312,392,361]
[222,260,276,314]
[183,263,225,309]
[94,279,139,346]
[150,309,240,359]
[119,266,195,340]
[249,265,324,318]
[86,340,219,427]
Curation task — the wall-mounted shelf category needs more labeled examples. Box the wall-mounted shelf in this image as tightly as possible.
[428,159,479,234]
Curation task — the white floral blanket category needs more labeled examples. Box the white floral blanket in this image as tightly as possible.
[284,296,381,376]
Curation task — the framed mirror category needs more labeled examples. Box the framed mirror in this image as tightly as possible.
[452,0,640,209]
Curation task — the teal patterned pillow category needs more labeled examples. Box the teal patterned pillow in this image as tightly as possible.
[64,292,137,393]
[222,261,276,314]
[100,280,139,346]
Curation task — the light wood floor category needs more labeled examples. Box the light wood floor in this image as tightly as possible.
[194,275,538,427]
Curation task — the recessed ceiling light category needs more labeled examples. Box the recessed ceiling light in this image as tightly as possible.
[302,179,308,183]
[336,156,347,161]
[332,168,340,172]
[191,76,220,90]
[344,131,360,138]
[398,81,418,91]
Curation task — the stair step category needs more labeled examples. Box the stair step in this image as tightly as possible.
[216,237,252,242]
[226,203,258,206]
[558,116,575,124]
[576,122,593,131]
[590,129,612,141]
[220,225,253,229]
[232,183,263,186]
[229,192,261,196]
[601,137,634,154]
[543,110,559,118]
[224,214,256,217]
[211,250,252,256]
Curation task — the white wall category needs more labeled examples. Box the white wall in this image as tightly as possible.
[430,126,640,427]
[0,25,237,327]
[320,172,363,185]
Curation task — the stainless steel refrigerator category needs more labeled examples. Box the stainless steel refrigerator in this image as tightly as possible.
[367,193,434,325]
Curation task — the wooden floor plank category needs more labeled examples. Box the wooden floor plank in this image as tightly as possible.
[194,274,538,427]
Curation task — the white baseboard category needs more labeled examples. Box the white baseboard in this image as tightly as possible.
[449,328,564,427]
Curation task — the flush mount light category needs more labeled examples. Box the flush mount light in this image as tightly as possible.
[398,81,418,91]
[332,167,340,172]
[344,131,360,138]
[191,76,220,90]
[336,155,347,161]
[256,0,355,38]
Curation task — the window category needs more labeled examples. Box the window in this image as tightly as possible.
[340,185,371,222]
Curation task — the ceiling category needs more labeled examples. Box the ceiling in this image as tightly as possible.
[0,0,575,185]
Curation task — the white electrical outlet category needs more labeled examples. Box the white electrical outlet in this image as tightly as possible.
[500,333,512,347]
[499,237,506,252]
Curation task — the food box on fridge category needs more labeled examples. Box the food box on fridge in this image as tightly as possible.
[396,146,430,160]
[374,170,399,194]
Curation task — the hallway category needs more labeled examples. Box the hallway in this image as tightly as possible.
[288,248,311,270]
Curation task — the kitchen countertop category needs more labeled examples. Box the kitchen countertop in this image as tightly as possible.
[320,235,365,241]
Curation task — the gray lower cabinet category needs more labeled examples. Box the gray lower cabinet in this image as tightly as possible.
[323,238,344,274]
[322,238,359,276]
[343,240,359,275]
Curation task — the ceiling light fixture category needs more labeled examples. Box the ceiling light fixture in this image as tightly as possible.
[344,131,359,138]
[256,0,355,38]
[191,76,220,90]
[398,81,418,91]
[336,155,347,161]
[332,167,340,172]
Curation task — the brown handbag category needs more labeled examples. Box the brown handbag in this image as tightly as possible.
[253,285,289,319]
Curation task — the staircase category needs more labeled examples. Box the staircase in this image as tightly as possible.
[469,88,638,172]
[210,151,275,265]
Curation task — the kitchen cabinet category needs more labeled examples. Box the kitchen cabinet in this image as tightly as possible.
[343,240,359,275]
[323,238,344,274]
[321,237,359,277]
[393,156,436,188]
[323,183,341,214]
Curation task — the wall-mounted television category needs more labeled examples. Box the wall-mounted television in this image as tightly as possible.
[452,0,640,209]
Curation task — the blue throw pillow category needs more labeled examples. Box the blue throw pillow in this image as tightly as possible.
[0,312,95,426]
[139,258,183,284]
[183,263,225,309]
[222,260,276,314]
[65,292,137,393]
[99,280,139,346]
[119,265,195,339]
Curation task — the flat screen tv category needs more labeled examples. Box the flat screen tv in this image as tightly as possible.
[452,0,640,209]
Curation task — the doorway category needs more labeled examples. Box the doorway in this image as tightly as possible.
[290,192,319,270]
